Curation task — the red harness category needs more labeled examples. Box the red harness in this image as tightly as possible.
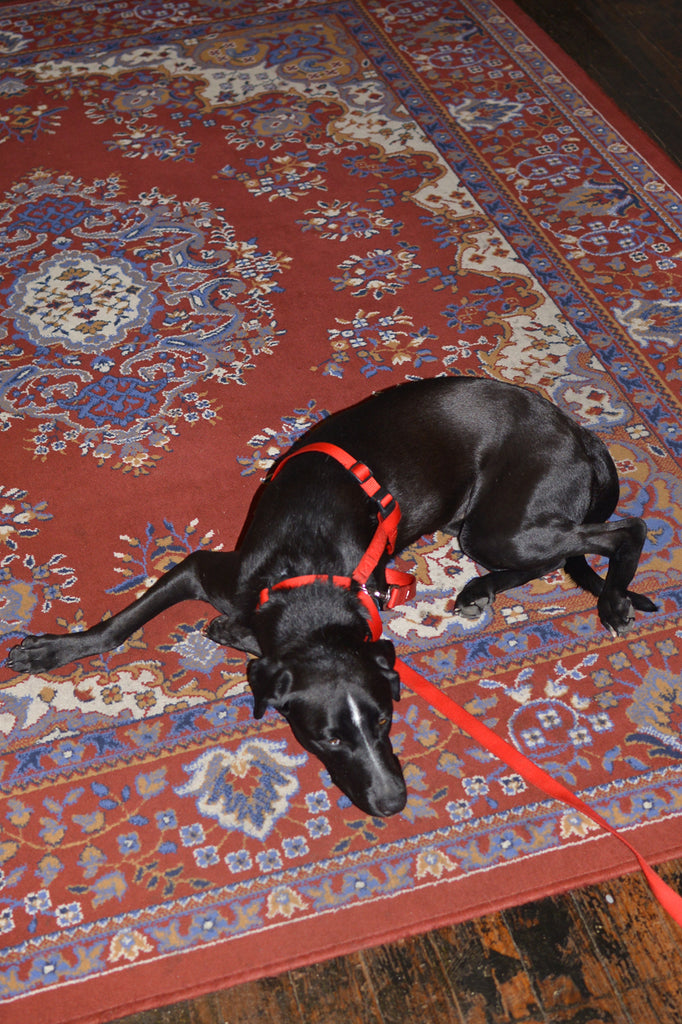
[257,442,416,638]
[256,441,682,928]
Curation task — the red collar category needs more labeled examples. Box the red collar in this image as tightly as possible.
[256,442,416,640]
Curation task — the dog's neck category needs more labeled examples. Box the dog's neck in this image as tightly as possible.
[254,583,370,658]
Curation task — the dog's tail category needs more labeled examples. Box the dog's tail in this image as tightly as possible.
[564,555,657,612]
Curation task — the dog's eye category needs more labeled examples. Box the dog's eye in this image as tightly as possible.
[377,716,389,728]
[328,737,341,747]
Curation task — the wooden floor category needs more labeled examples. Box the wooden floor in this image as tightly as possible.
[111,4,682,1023]
[512,0,682,168]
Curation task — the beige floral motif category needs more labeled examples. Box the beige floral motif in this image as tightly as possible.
[266,886,308,919]
[415,849,458,879]
[559,810,600,839]
[109,929,154,963]
[0,487,51,546]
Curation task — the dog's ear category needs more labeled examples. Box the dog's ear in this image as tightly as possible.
[247,657,294,719]
[368,638,401,701]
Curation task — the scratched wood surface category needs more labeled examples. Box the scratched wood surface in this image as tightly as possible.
[109,3,682,1022]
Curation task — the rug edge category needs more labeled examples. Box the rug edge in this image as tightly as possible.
[491,0,682,190]
[5,821,682,1024]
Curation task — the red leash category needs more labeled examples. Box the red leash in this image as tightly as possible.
[262,442,682,927]
[395,657,682,928]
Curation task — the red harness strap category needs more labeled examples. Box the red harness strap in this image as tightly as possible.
[260,441,682,927]
[259,573,386,640]
[262,441,416,631]
[271,440,401,563]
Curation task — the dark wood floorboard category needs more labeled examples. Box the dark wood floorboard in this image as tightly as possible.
[512,0,682,166]
[109,2,682,1022]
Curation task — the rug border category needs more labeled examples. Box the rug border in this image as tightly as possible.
[491,0,682,192]
[5,819,681,1024]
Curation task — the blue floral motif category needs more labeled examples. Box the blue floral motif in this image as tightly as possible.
[202,703,239,729]
[256,849,283,872]
[180,824,206,847]
[28,952,72,987]
[305,815,332,838]
[194,846,220,868]
[340,868,381,901]
[187,909,230,942]
[282,836,309,859]
[489,829,527,861]
[226,850,252,874]
[446,799,473,822]
[174,740,307,841]
[117,833,141,856]
[50,741,86,767]
[55,902,82,928]
[0,173,288,471]
[155,810,177,831]
[25,889,51,915]
[305,791,331,813]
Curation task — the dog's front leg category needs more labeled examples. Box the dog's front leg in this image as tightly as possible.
[205,613,261,655]
[7,550,241,674]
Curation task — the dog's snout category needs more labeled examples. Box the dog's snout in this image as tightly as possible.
[327,742,407,817]
[364,755,407,817]
[371,781,408,817]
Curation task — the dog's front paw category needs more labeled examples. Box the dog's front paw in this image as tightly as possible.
[597,592,636,636]
[6,634,73,673]
[205,616,261,656]
[453,580,493,620]
[454,595,491,620]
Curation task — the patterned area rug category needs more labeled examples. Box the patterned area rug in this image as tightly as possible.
[1,1,682,1020]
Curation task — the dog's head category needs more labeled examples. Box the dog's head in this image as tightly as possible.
[247,637,406,817]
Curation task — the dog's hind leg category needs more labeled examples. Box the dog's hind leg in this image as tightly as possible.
[456,515,654,635]
[580,517,656,633]
[7,550,242,674]
[564,554,657,612]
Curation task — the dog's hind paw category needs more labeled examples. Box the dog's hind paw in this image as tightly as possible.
[597,592,637,636]
[628,590,657,613]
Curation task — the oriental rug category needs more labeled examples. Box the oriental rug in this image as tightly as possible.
[1,1,682,1021]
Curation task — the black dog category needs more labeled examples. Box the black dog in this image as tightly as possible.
[7,376,656,816]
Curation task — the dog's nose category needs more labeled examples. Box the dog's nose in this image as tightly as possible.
[374,798,406,816]
[369,776,407,817]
